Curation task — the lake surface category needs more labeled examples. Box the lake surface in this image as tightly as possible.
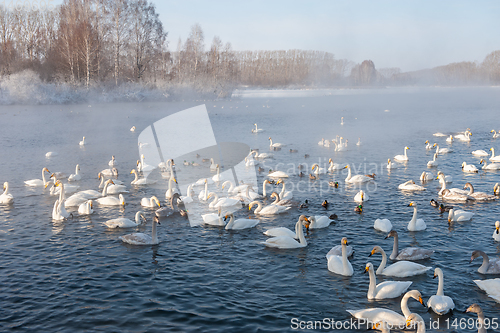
[1,87,500,332]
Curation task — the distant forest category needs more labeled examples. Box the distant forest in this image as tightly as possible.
[0,0,499,103]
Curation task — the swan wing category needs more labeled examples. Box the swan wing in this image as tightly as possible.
[374,219,392,232]
[346,309,405,327]
[263,236,302,249]
[264,227,296,239]
[119,233,155,245]
[374,281,412,299]
[105,218,136,228]
[310,216,332,229]
[396,247,434,261]
[427,295,455,314]
[229,219,260,230]
[326,245,354,258]
[474,279,500,303]
[381,261,432,277]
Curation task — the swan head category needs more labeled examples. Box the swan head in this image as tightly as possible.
[112,168,118,176]
[130,169,136,174]
[470,250,484,263]
[364,262,373,274]
[490,147,493,151]
[369,245,382,257]
[154,215,160,225]
[385,230,398,239]
[406,313,425,329]
[463,182,472,190]
[43,167,50,173]
[248,201,258,211]
[480,159,485,164]
[119,194,125,206]
[433,267,443,279]
[153,196,161,207]
[341,237,348,246]
[495,183,500,195]
[496,221,500,234]
[466,303,483,315]
[328,158,332,163]
[461,162,466,168]
[387,158,391,164]
[405,146,410,150]
[270,192,280,200]
[276,179,283,185]
[425,140,429,144]
[407,201,416,207]
[343,165,349,169]
[311,164,318,170]
[491,130,496,133]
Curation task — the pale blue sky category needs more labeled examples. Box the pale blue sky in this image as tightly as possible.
[51,0,499,72]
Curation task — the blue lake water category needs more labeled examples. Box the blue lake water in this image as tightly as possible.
[1,87,500,332]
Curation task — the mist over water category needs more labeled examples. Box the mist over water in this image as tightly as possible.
[1,87,500,332]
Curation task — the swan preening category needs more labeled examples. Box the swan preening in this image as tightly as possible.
[398,180,425,191]
[447,208,473,222]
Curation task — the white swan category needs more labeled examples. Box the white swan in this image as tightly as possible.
[120,215,160,245]
[394,146,409,162]
[369,246,432,277]
[406,202,426,231]
[328,158,341,172]
[165,174,178,199]
[427,268,455,315]
[45,151,58,157]
[399,180,425,191]
[105,211,146,228]
[353,190,368,202]
[327,237,353,276]
[441,189,474,202]
[387,159,398,169]
[212,164,224,182]
[420,171,433,183]
[0,182,14,204]
[223,213,260,230]
[129,169,155,185]
[472,149,489,156]
[141,196,161,208]
[386,230,433,261]
[480,159,500,170]
[489,148,500,162]
[495,183,500,196]
[79,136,85,146]
[179,184,194,204]
[96,193,125,206]
[276,179,293,203]
[473,279,500,303]
[24,167,51,186]
[248,198,291,215]
[98,173,123,188]
[492,130,500,138]
[447,208,473,222]
[78,200,93,215]
[406,313,426,333]
[466,304,489,331]
[198,179,209,201]
[100,167,118,177]
[68,164,81,181]
[344,165,372,183]
[374,218,392,233]
[455,129,471,141]
[436,171,452,184]
[208,192,241,209]
[264,225,298,239]
[262,215,309,249]
[463,182,497,201]
[64,192,90,207]
[446,135,454,143]
[433,132,447,137]
[251,123,264,133]
[108,156,116,167]
[306,215,333,229]
[462,161,478,173]
[221,180,250,195]
[52,181,70,220]
[347,290,425,327]
[130,126,136,132]
[434,143,452,154]
[356,138,361,146]
[261,179,273,197]
[438,177,469,196]
[137,154,154,173]
[365,262,412,300]
[267,170,289,178]
[311,163,326,175]
[470,250,500,274]
[427,153,438,167]
[209,158,217,172]
[493,221,500,242]
[244,156,258,166]
[425,140,433,150]
[268,137,285,149]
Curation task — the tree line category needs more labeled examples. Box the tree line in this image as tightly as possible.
[0,0,500,101]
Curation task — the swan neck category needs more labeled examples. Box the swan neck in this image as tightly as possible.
[134,171,138,182]
[341,244,349,272]
[42,169,47,184]
[280,182,286,197]
[272,195,279,205]
[296,220,307,246]
[436,271,444,296]
[376,249,387,274]
[409,206,417,228]
[225,215,234,229]
[102,181,109,196]
[367,267,377,297]
[263,180,267,196]
[99,175,104,187]
[255,202,262,213]
[479,252,489,273]
[204,181,208,200]
[401,293,411,318]
[390,234,399,260]
[477,311,486,333]
[58,183,65,202]
[346,166,352,180]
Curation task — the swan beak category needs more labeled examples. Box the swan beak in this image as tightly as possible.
[406,319,412,328]
[304,217,309,222]
[343,165,348,169]
[407,203,413,207]
[433,274,437,279]
[368,250,374,257]
[363,266,369,274]
[384,234,389,239]
[157,201,161,207]
[448,218,451,223]
[496,227,499,234]
[130,170,134,174]
[418,296,424,305]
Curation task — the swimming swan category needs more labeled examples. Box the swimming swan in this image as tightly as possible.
[68,164,81,181]
[466,304,489,331]
[262,215,309,249]
[480,159,500,170]
[306,215,333,229]
[276,179,293,203]
[386,230,434,261]
[470,250,500,274]
[387,159,399,169]
[493,221,500,241]
[141,196,161,208]
[407,202,426,231]
[463,183,496,201]
[24,167,51,186]
[311,163,326,174]
[434,143,452,154]
[354,190,369,202]
[472,149,489,157]
[223,213,260,230]
[490,148,500,162]
[394,146,409,162]
[78,200,93,215]
[327,237,353,276]
[96,193,125,206]
[473,279,500,304]
[105,211,147,228]
[119,215,160,245]
[462,162,478,173]
[427,268,455,315]
[248,198,291,215]
[374,218,392,233]
[399,180,425,191]
[427,153,438,167]
[364,262,412,300]
[0,182,14,204]
[251,123,264,133]
[369,246,432,277]
[268,137,285,149]
[343,165,372,183]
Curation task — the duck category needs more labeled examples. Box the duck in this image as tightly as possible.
[386,230,433,261]
[434,143,452,154]
[262,215,309,249]
[463,182,497,201]
[108,156,116,167]
[394,146,409,162]
[473,280,500,304]
[466,304,490,329]
[354,190,369,202]
[462,162,478,173]
[425,140,433,150]
[493,221,500,241]
[491,129,500,138]
[427,153,439,167]
[364,262,412,300]
[68,164,81,181]
[309,174,317,180]
[489,147,500,162]
[289,148,298,153]
[374,218,392,233]
[439,204,453,213]
[328,158,341,172]
[223,213,260,230]
[387,158,399,169]
[354,204,363,213]
[470,250,500,274]
[480,159,500,170]
[321,200,328,208]
[0,182,14,204]
[268,137,285,149]
[329,181,339,188]
[365,173,376,179]
[251,123,264,133]
[327,237,353,276]
[299,200,309,209]
[406,202,426,231]
[427,268,455,315]
[105,211,147,228]
[96,193,125,206]
[248,196,291,215]
[441,189,473,202]
[399,180,425,191]
[24,167,51,186]
[119,215,160,245]
[369,246,432,277]
[420,171,433,183]
[306,215,333,229]
[311,163,326,174]
[78,200,93,215]
[140,196,161,208]
[472,149,489,156]
[79,136,85,146]
[446,135,454,143]
[346,290,425,327]
[343,165,372,183]
[430,199,439,207]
